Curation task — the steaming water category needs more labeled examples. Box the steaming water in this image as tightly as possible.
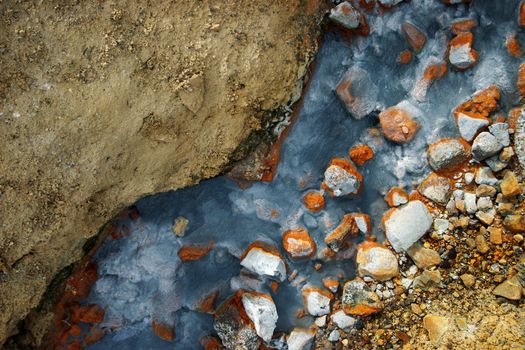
[70,1,522,348]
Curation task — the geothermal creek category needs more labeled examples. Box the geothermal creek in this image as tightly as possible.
[53,1,524,349]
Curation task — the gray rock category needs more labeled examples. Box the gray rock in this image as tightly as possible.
[476,197,493,211]
[328,330,341,342]
[485,154,508,172]
[472,132,503,160]
[475,167,498,185]
[488,123,510,147]
[384,201,433,252]
[427,138,470,171]
[412,270,442,290]
[456,113,489,141]
[329,2,361,29]
[492,276,522,300]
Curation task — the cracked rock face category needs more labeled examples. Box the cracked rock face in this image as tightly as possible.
[0,0,325,345]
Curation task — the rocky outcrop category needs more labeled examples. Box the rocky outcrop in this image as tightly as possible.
[0,0,327,345]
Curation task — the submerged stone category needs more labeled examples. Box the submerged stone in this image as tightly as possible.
[323,158,363,197]
[379,106,420,144]
[240,242,286,282]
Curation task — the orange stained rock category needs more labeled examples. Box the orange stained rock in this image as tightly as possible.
[198,291,219,314]
[322,277,339,292]
[448,31,479,70]
[303,287,334,302]
[379,107,420,144]
[178,241,214,262]
[351,213,372,234]
[200,336,223,350]
[70,304,105,324]
[518,63,525,97]
[269,281,279,293]
[152,320,175,342]
[385,187,409,207]
[398,49,412,64]
[507,34,523,57]
[303,191,325,213]
[325,214,358,252]
[518,1,525,27]
[344,302,383,316]
[401,22,426,52]
[423,63,447,81]
[84,326,105,345]
[240,240,285,261]
[349,144,375,166]
[453,85,500,119]
[508,107,523,130]
[450,18,477,34]
[282,228,317,259]
[336,72,355,108]
[322,158,363,197]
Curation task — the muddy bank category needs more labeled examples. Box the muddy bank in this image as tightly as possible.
[0,0,327,345]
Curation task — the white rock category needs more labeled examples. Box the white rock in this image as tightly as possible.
[315,315,327,328]
[384,201,433,252]
[449,43,476,70]
[324,164,360,197]
[456,113,489,141]
[401,278,413,289]
[240,246,286,282]
[464,172,475,185]
[453,189,464,200]
[406,265,418,276]
[242,292,278,342]
[331,310,356,330]
[287,328,315,350]
[304,288,332,316]
[477,197,493,211]
[328,330,341,342]
[356,244,399,281]
[475,167,498,185]
[488,123,510,147]
[354,215,370,234]
[434,218,450,234]
[427,139,470,171]
[472,132,503,160]
[329,2,361,29]
[464,192,478,214]
[476,208,495,225]
[445,199,457,214]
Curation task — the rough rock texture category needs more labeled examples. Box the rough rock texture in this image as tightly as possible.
[0,0,326,345]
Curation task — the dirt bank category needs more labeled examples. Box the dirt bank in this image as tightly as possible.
[0,0,327,345]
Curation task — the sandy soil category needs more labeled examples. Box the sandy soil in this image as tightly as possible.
[0,0,326,345]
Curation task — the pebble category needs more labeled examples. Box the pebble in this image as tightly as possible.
[325,214,357,252]
[448,31,478,70]
[504,215,525,232]
[460,273,476,288]
[383,200,433,252]
[456,113,489,141]
[282,228,317,259]
[385,187,409,207]
[423,315,450,345]
[241,292,278,342]
[476,197,493,211]
[475,234,490,253]
[488,122,510,147]
[356,242,399,281]
[240,242,286,282]
[475,167,498,185]
[476,209,495,225]
[485,154,508,172]
[472,132,503,161]
[328,330,341,342]
[287,328,315,350]
[172,216,189,237]
[476,184,496,197]
[464,172,475,184]
[331,310,356,330]
[514,234,524,243]
[323,158,363,197]
[464,192,477,214]
[412,270,442,290]
[427,138,470,171]
[492,276,523,300]
[401,21,426,52]
[329,2,362,30]
[315,315,327,328]
[303,287,334,317]
[379,106,420,144]
[407,243,442,269]
[498,202,514,216]
[500,171,521,197]
[500,146,515,162]
[418,173,452,205]
[488,226,503,244]
[342,278,383,316]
